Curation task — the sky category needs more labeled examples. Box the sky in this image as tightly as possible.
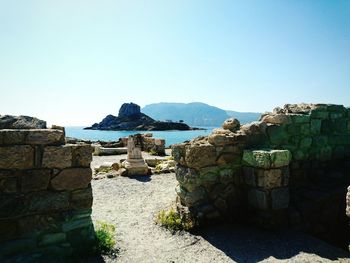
[1,0,349,126]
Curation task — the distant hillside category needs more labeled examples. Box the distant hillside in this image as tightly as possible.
[142,102,261,127]
[225,110,261,124]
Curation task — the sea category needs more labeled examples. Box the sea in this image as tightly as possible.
[65,127,217,147]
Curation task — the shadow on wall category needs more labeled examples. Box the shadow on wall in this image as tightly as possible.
[196,223,350,262]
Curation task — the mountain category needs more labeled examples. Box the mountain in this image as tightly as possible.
[225,110,261,125]
[142,102,261,127]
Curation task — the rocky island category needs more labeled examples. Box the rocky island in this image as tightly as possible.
[85,102,200,131]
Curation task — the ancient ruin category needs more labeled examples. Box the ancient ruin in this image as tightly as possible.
[172,103,350,247]
[0,124,94,261]
[121,135,149,176]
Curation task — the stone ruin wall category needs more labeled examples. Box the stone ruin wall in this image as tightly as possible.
[0,128,94,261]
[121,133,166,155]
[172,104,350,245]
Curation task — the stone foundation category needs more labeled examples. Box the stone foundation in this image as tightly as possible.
[0,127,94,261]
[173,104,350,246]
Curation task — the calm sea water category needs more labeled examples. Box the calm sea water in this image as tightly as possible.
[65,127,216,147]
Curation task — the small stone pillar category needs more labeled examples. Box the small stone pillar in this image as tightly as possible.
[242,149,291,228]
[122,135,149,175]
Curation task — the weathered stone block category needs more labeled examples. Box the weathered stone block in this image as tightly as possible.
[310,146,332,161]
[299,137,312,148]
[70,187,93,210]
[310,119,322,135]
[208,133,236,146]
[171,143,186,165]
[27,191,70,213]
[243,167,256,186]
[312,136,328,147]
[62,217,93,232]
[50,168,92,191]
[286,124,301,135]
[329,135,350,146]
[219,168,235,185]
[248,189,268,210]
[270,150,292,168]
[0,177,18,193]
[71,144,92,167]
[216,153,240,165]
[185,144,216,169]
[300,123,311,136]
[0,145,34,169]
[0,130,27,145]
[42,145,72,169]
[327,104,346,112]
[183,187,206,207]
[310,110,329,119]
[39,233,66,246]
[199,166,219,185]
[271,187,289,209]
[243,150,271,169]
[347,121,350,132]
[21,169,51,192]
[290,114,311,124]
[256,169,282,189]
[292,149,309,161]
[25,129,65,145]
[267,125,289,145]
[330,112,344,119]
[175,166,200,192]
[261,114,292,125]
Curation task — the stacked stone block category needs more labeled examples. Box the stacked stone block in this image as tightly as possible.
[0,128,94,262]
[173,135,246,221]
[243,149,291,211]
[172,104,350,236]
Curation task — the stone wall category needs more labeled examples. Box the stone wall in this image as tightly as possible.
[172,104,350,245]
[0,127,94,262]
[121,133,166,155]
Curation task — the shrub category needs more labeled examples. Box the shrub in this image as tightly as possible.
[156,208,195,232]
[154,163,163,174]
[94,221,116,254]
[94,167,113,174]
[148,149,158,155]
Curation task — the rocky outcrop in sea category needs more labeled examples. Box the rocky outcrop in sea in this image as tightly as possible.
[85,102,200,131]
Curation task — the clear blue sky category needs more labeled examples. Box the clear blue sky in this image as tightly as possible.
[1,0,349,125]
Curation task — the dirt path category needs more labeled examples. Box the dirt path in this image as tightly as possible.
[89,155,350,263]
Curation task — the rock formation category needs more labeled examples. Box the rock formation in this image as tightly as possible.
[85,102,199,131]
[0,115,47,129]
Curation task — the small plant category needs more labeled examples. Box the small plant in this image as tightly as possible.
[94,221,116,254]
[154,163,163,174]
[156,207,195,232]
[148,149,158,155]
[94,167,113,174]
[165,155,174,161]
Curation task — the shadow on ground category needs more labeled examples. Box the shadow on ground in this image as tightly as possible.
[128,175,152,182]
[196,223,350,263]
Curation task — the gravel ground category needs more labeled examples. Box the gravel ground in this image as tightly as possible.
[87,154,350,263]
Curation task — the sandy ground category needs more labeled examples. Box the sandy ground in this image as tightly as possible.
[87,153,350,263]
